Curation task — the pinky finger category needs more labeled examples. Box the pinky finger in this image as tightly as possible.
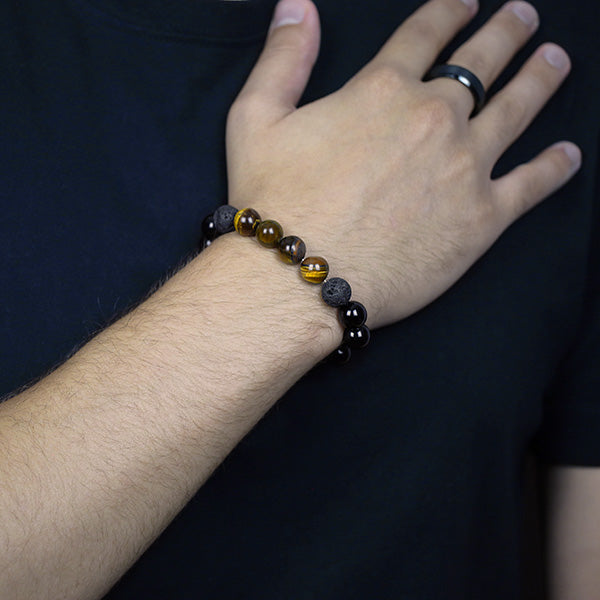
[494,141,582,224]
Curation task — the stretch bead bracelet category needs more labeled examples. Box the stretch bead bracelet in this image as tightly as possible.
[198,206,370,364]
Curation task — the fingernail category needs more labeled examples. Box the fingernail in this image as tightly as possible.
[460,0,478,15]
[543,45,570,70]
[271,0,306,29]
[505,2,539,30]
[556,142,582,172]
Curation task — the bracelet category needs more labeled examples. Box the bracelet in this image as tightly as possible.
[199,206,370,364]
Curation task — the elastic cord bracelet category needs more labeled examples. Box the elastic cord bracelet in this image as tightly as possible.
[199,206,370,365]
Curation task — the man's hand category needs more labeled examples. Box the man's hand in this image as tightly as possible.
[226,0,580,327]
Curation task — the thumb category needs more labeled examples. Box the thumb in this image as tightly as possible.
[233,0,321,127]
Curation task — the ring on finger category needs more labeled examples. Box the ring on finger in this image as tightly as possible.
[423,64,486,116]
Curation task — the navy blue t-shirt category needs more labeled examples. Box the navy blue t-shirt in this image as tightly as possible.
[1,0,599,598]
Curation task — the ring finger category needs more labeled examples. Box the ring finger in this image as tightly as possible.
[426,1,539,117]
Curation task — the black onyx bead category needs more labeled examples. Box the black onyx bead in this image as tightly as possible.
[214,205,238,234]
[327,345,352,365]
[199,237,213,251]
[201,214,218,241]
[278,236,306,265]
[339,301,367,328]
[343,325,371,349]
[321,277,352,308]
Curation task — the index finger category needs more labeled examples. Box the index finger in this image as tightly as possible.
[372,0,478,77]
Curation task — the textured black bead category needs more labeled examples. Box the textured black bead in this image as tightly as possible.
[327,345,352,365]
[201,214,218,241]
[339,301,367,328]
[343,325,371,349]
[321,277,352,308]
[213,205,238,234]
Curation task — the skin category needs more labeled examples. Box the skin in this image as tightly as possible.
[0,0,594,597]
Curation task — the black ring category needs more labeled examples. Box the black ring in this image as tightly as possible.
[423,64,486,116]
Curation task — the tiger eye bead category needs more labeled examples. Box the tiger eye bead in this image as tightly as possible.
[234,208,261,236]
[278,236,306,265]
[300,256,329,284]
[256,219,283,248]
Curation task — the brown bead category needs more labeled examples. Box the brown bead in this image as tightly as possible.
[300,256,329,284]
[234,208,261,236]
[256,219,283,248]
[278,235,306,264]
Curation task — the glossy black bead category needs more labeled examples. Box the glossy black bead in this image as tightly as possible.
[321,277,352,308]
[327,344,352,365]
[343,325,371,349]
[214,205,238,234]
[199,236,213,251]
[339,301,367,328]
[201,214,218,241]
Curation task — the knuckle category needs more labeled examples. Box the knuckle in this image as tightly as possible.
[365,64,405,99]
[228,93,263,127]
[459,53,491,82]
[267,27,313,59]
[413,96,458,131]
[404,16,443,48]
[511,171,538,217]
[495,94,528,137]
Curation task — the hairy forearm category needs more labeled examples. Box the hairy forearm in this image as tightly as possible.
[0,234,339,600]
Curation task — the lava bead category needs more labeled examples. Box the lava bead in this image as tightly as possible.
[234,208,261,236]
[214,205,238,234]
[201,214,218,241]
[339,301,367,328]
[343,325,371,349]
[300,256,329,283]
[256,219,283,248]
[278,236,306,264]
[321,277,352,307]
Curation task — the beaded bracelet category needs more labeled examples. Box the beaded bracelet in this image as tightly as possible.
[199,205,370,364]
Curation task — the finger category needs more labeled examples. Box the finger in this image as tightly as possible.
[426,1,539,117]
[473,44,571,161]
[370,0,477,77]
[494,142,582,224]
[229,0,320,130]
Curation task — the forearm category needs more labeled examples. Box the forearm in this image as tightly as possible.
[0,233,339,600]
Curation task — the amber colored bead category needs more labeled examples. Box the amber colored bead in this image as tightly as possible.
[278,236,306,264]
[234,208,261,236]
[300,256,329,284]
[256,219,283,248]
